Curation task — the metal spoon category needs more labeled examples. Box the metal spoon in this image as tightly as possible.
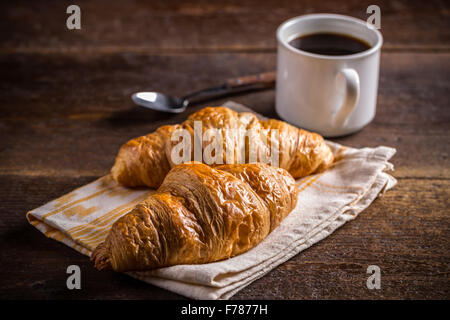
[132,72,276,113]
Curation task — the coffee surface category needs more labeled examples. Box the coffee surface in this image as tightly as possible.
[288,33,371,56]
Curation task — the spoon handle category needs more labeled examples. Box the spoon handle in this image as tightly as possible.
[182,71,276,105]
[225,71,276,89]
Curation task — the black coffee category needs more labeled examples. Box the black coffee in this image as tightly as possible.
[288,33,371,56]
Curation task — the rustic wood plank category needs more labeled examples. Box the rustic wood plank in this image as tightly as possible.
[1,52,448,122]
[0,0,448,52]
[0,52,449,179]
[0,115,448,179]
[0,52,276,118]
[0,175,447,299]
[237,178,450,299]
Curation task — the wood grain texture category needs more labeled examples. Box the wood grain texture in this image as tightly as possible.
[0,53,449,179]
[0,115,448,179]
[0,175,448,299]
[242,178,450,299]
[1,52,449,121]
[0,0,449,300]
[0,0,449,52]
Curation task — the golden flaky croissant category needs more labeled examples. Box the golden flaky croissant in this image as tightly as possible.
[111,106,333,188]
[92,162,298,272]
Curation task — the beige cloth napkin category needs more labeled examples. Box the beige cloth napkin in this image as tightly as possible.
[27,101,396,300]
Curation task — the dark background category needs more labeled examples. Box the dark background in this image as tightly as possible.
[0,0,449,299]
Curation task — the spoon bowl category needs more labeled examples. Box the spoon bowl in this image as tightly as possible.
[132,92,187,113]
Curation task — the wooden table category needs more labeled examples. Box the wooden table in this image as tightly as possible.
[0,0,448,300]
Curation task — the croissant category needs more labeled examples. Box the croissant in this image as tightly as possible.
[111,106,333,188]
[92,162,299,272]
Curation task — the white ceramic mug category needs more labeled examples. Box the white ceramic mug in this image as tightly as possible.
[276,14,383,137]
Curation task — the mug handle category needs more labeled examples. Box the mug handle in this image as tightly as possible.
[333,68,360,128]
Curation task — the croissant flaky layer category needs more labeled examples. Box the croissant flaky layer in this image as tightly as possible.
[92,163,299,272]
[111,106,334,188]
